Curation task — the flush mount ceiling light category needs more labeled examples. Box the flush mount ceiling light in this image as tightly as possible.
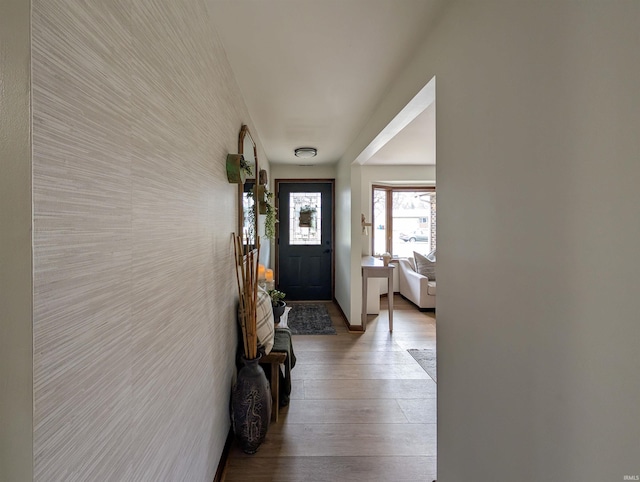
[294,147,317,158]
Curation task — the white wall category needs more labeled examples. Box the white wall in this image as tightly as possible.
[0,0,33,480]
[348,165,364,323]
[270,163,337,182]
[334,159,353,322]
[355,1,640,480]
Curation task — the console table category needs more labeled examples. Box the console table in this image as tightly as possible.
[361,256,395,332]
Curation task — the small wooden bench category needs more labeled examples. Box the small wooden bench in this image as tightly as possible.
[259,350,287,422]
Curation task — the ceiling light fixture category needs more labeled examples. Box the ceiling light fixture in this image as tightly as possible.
[294,147,317,158]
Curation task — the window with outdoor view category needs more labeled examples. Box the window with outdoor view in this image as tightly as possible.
[372,187,436,258]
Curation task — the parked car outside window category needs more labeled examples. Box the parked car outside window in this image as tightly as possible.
[399,229,429,243]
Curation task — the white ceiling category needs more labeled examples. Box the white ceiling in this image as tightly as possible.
[208,0,441,166]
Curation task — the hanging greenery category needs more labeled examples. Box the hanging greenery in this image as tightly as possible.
[264,189,277,240]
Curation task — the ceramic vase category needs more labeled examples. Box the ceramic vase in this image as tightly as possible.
[272,301,286,324]
[231,355,271,454]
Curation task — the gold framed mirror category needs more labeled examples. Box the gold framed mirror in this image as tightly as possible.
[238,125,258,249]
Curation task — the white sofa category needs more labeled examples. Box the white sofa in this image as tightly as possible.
[398,257,436,310]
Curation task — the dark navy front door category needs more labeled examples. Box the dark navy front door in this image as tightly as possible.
[276,181,333,300]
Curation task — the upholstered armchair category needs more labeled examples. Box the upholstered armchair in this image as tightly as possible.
[398,253,436,310]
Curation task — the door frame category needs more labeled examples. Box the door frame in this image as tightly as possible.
[274,179,335,301]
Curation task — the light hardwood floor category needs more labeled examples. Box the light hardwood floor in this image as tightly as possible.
[222,295,437,482]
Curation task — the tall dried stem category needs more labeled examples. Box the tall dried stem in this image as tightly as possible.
[233,233,260,360]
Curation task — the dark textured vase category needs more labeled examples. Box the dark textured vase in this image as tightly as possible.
[231,355,272,454]
[272,301,286,323]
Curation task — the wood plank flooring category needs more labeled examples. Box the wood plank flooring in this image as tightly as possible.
[222,295,437,482]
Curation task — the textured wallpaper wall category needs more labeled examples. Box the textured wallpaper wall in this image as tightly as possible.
[31,1,248,479]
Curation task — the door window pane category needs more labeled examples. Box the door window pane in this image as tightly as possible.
[289,192,321,245]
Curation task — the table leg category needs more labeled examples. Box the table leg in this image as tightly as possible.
[388,270,393,332]
[270,363,279,422]
[361,269,367,330]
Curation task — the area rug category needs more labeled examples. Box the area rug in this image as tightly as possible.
[407,348,437,382]
[287,304,337,335]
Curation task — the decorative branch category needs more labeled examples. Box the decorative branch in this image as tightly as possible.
[233,233,261,359]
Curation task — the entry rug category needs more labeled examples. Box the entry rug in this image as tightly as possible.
[407,348,437,382]
[287,304,337,335]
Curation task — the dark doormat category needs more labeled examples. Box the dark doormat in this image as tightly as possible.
[287,304,337,335]
[407,348,437,382]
